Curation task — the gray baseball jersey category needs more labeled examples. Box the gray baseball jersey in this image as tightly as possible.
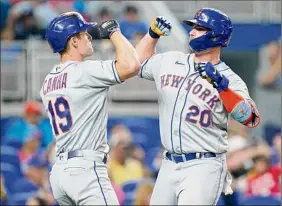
[40,60,122,156]
[140,51,252,154]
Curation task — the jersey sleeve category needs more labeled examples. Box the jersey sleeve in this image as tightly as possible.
[225,72,251,99]
[224,70,260,128]
[139,53,164,81]
[83,60,122,87]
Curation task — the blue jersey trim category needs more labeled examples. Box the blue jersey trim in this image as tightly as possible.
[170,54,191,154]
[94,162,108,205]
[214,60,222,66]
[49,63,76,74]
[140,58,149,78]
[212,160,224,205]
[111,60,122,84]
[178,55,193,153]
[218,67,231,72]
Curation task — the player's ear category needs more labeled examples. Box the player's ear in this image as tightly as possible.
[69,36,78,48]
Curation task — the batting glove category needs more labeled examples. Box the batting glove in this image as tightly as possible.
[196,62,229,92]
[98,20,120,39]
[149,16,172,39]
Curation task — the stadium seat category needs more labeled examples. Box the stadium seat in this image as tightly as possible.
[9,177,39,205]
[263,124,281,146]
[1,162,22,192]
[121,179,141,206]
[3,139,22,149]
[122,179,141,193]
[8,191,37,205]
[144,146,161,174]
[0,145,21,172]
[241,196,281,205]
[1,117,22,142]
[122,196,134,206]
[217,195,226,206]
[1,145,18,155]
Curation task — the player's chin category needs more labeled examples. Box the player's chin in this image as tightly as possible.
[86,47,94,56]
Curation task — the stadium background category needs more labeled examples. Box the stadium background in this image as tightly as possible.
[0,0,281,205]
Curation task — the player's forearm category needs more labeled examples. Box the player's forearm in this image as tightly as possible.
[198,63,261,128]
[135,16,172,64]
[135,33,158,64]
[110,31,140,77]
[219,89,260,128]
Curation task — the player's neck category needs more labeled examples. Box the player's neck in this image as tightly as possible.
[193,48,221,65]
[60,51,84,64]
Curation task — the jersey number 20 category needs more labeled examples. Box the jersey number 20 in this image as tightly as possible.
[185,105,212,127]
[48,97,73,136]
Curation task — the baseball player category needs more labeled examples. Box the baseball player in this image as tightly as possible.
[40,12,140,205]
[135,8,261,205]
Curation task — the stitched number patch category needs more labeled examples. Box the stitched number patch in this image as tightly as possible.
[185,105,212,127]
[48,97,73,135]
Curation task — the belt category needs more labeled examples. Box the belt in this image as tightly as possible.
[166,152,216,163]
[63,150,108,164]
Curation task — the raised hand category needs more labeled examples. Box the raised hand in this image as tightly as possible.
[149,16,172,39]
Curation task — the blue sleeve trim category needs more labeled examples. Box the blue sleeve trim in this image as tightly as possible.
[111,60,122,83]
[140,58,150,78]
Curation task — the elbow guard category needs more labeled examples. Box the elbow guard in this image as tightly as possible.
[230,100,261,128]
[219,88,261,128]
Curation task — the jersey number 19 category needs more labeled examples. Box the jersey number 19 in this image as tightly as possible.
[48,97,73,136]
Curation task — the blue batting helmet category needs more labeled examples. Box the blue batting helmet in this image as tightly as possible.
[183,8,233,52]
[45,12,97,53]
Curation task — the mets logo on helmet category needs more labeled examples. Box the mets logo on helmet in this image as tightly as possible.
[195,9,203,18]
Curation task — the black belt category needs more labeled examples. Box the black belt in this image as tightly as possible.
[166,152,216,163]
[63,150,108,164]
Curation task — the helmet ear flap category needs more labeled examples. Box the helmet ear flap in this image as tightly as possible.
[207,30,224,45]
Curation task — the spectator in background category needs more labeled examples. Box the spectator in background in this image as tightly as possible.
[131,31,147,46]
[1,0,45,40]
[107,124,144,186]
[254,39,281,137]
[98,7,113,23]
[259,40,281,88]
[119,5,148,40]
[42,141,56,174]
[245,155,281,198]
[18,132,41,165]
[111,182,125,205]
[147,147,163,179]
[88,7,114,40]
[13,10,43,40]
[0,175,8,206]
[44,141,56,166]
[26,196,49,206]
[86,1,126,21]
[226,119,271,174]
[128,144,153,178]
[5,100,53,149]
[270,133,281,166]
[134,179,154,206]
[221,119,272,206]
[0,0,11,33]
[10,154,50,205]
[34,0,90,30]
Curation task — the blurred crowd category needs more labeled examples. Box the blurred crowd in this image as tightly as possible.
[0,0,148,43]
[0,99,281,205]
